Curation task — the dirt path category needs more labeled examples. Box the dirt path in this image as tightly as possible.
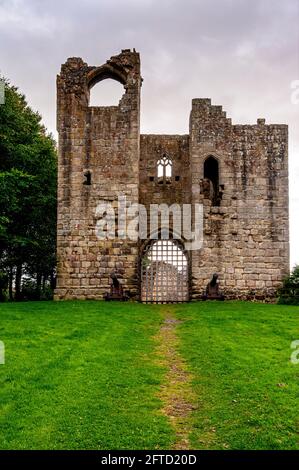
[154,308,196,450]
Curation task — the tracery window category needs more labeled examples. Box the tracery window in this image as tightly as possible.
[157,155,172,180]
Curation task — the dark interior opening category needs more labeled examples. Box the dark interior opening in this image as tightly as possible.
[83,170,92,186]
[204,156,219,206]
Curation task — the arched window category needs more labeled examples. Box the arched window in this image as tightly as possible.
[89,78,125,107]
[157,155,172,180]
[204,156,219,206]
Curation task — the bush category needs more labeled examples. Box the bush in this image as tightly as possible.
[277,265,299,305]
[0,271,8,301]
[21,279,54,301]
[39,285,54,301]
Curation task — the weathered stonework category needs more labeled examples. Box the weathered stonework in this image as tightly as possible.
[55,50,289,301]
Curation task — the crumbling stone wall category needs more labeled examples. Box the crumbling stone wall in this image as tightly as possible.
[55,50,289,301]
[190,99,289,300]
[55,50,141,299]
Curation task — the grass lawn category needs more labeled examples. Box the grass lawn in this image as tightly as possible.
[0,301,174,449]
[0,300,298,449]
[175,302,299,450]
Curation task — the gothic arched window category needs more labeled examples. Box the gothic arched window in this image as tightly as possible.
[157,155,172,180]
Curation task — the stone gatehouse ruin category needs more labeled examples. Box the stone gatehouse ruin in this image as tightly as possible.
[54,49,289,302]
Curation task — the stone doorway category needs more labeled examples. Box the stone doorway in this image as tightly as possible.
[141,240,189,303]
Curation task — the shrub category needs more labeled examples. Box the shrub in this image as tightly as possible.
[21,279,53,301]
[0,271,8,301]
[277,265,299,305]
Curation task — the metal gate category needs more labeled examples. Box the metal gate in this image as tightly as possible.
[141,240,189,303]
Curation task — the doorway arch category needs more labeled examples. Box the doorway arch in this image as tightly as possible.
[140,239,189,303]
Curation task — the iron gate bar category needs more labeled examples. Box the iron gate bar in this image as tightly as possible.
[141,239,188,304]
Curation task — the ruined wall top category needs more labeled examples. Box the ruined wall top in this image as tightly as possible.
[57,49,141,98]
[56,49,142,130]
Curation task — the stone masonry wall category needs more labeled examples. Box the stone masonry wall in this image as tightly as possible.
[55,51,289,301]
[55,50,141,299]
[139,134,191,227]
[190,99,289,300]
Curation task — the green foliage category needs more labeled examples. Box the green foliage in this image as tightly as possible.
[0,78,57,300]
[277,265,299,305]
[20,279,54,301]
[0,271,8,301]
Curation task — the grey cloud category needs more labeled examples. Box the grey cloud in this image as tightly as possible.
[0,0,298,265]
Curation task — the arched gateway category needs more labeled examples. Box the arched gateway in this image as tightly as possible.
[141,239,189,303]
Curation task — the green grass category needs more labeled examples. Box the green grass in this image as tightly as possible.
[174,301,299,450]
[0,301,174,449]
[0,300,298,450]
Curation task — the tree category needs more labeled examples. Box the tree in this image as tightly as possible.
[0,78,57,300]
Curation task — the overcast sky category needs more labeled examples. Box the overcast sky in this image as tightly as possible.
[1,0,298,266]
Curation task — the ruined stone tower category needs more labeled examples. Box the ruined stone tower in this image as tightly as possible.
[55,49,289,302]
